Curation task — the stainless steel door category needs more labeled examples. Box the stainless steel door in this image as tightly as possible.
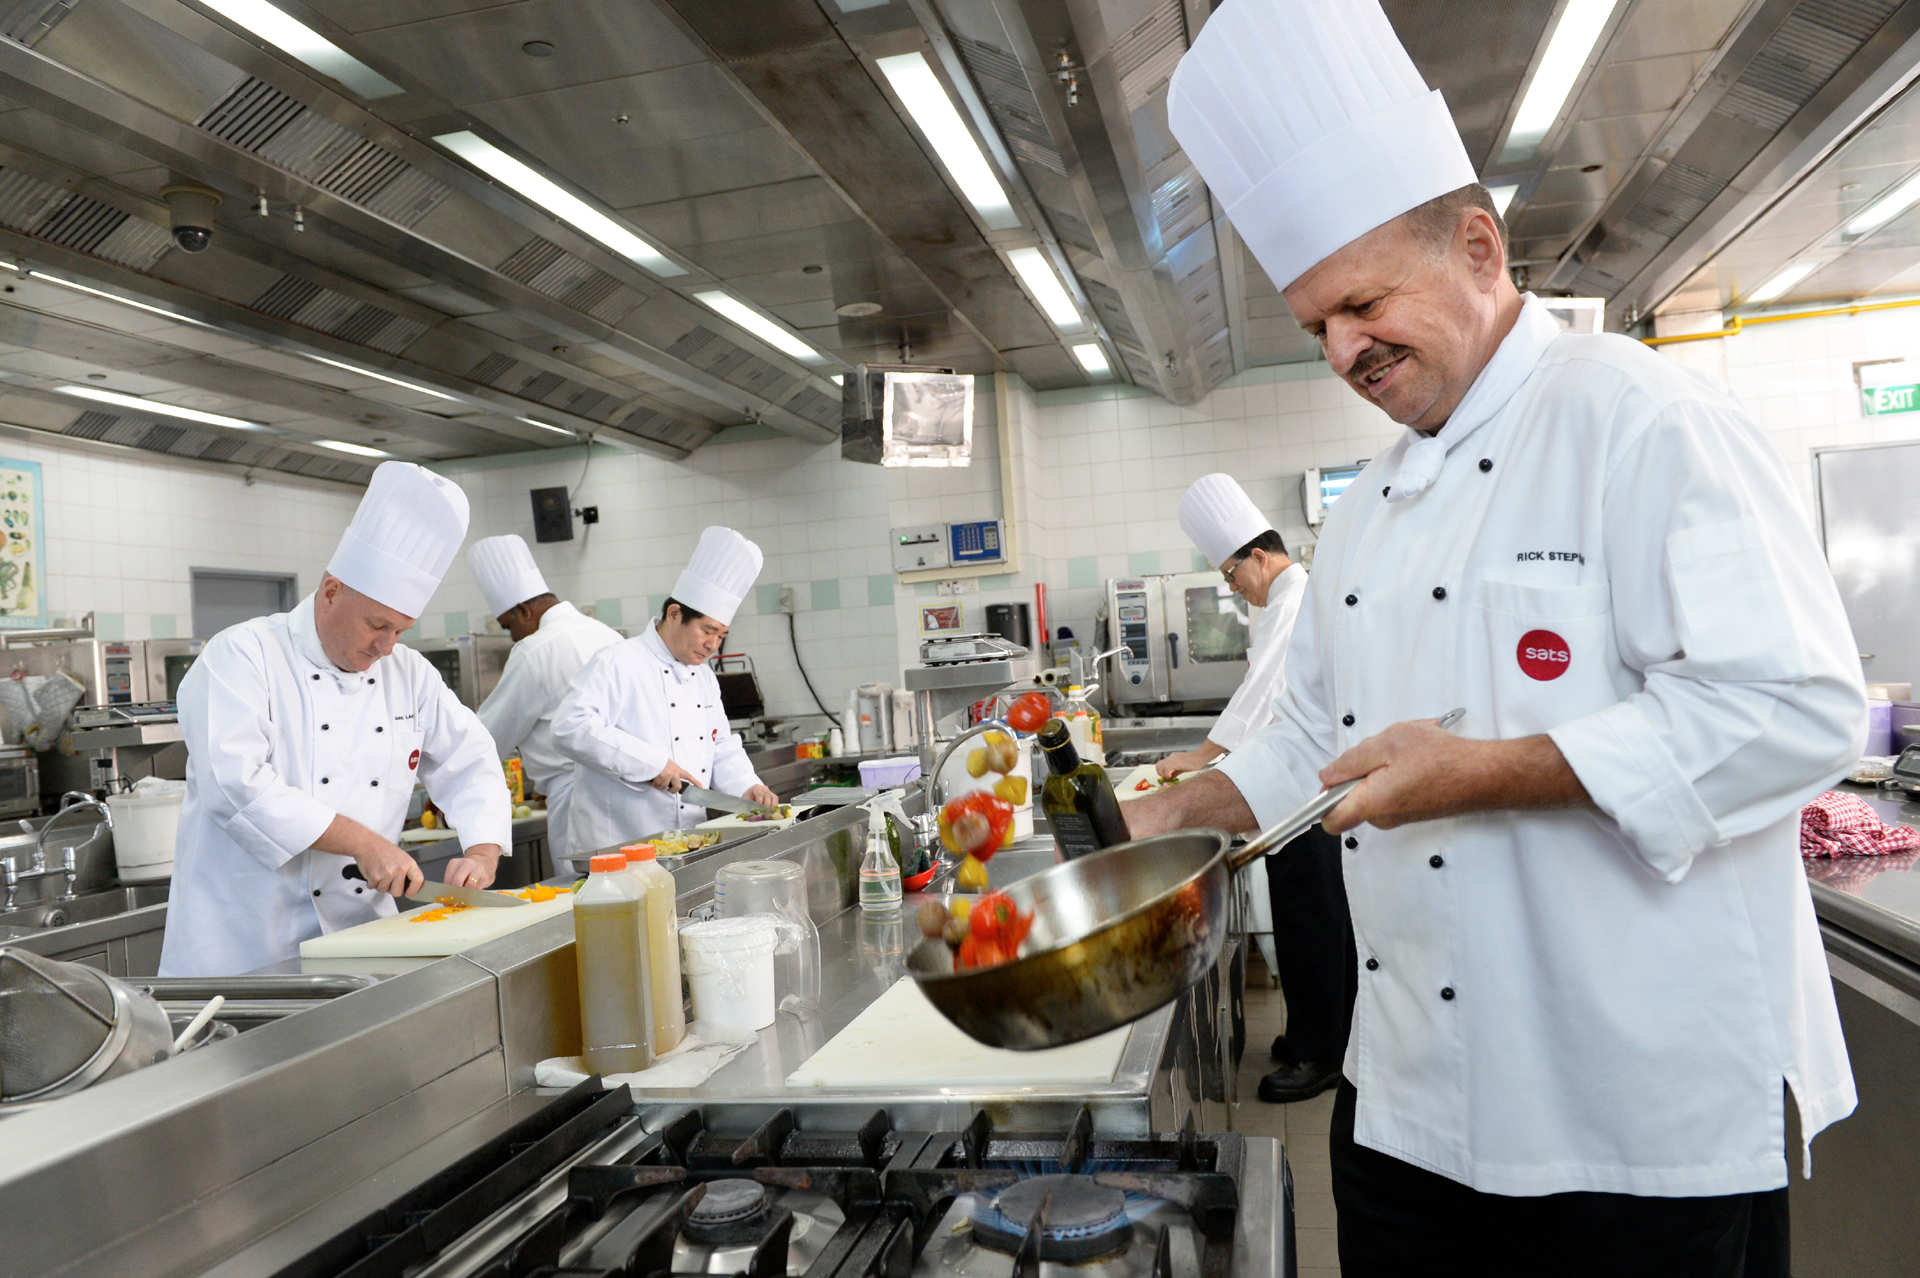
[1816,443,1920,687]
[1165,572,1251,702]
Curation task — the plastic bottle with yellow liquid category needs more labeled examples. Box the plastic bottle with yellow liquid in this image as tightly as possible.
[573,853,654,1075]
[620,843,686,1054]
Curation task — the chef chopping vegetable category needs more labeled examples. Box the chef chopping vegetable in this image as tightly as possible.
[1124,0,1866,1272]
[466,533,621,864]
[161,463,512,977]
[551,526,778,861]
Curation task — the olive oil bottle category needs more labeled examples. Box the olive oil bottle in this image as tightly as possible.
[1037,718,1130,859]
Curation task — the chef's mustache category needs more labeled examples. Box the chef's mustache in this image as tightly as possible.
[1347,343,1413,383]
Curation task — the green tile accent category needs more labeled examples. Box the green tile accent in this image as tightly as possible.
[915,581,940,597]
[444,611,469,637]
[979,573,1014,590]
[647,593,669,621]
[94,612,125,641]
[810,578,841,611]
[867,574,895,607]
[1067,557,1098,590]
[400,626,419,642]
[755,583,784,616]
[150,613,178,639]
[1128,551,1160,577]
[593,598,623,628]
[1193,549,1212,572]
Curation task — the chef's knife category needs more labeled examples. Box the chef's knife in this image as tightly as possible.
[674,782,771,816]
[342,865,527,908]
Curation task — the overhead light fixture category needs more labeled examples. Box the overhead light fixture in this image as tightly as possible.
[1500,0,1621,161]
[1846,170,1920,237]
[313,439,389,457]
[1748,260,1821,305]
[693,290,822,363]
[874,52,1020,231]
[1487,184,1519,215]
[53,384,267,431]
[1006,247,1082,329]
[302,352,457,400]
[196,0,402,99]
[830,374,844,386]
[516,416,577,438]
[1071,343,1110,376]
[27,272,215,327]
[433,131,684,277]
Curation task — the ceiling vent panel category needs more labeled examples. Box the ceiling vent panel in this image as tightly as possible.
[198,79,451,229]
[953,36,1067,177]
[1146,153,1209,252]
[1110,0,1188,114]
[497,238,644,324]
[249,274,427,354]
[1081,277,1141,351]
[1046,206,1100,255]
[519,370,565,402]
[465,351,521,387]
[60,409,370,481]
[0,0,77,45]
[0,167,66,231]
[62,409,117,440]
[784,386,840,429]
[564,388,611,418]
[665,326,798,401]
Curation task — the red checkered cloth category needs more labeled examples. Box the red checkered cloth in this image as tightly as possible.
[1800,791,1920,858]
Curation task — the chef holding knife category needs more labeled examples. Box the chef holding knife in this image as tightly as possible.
[1125,0,1865,1272]
[466,533,621,861]
[551,526,778,862]
[161,462,512,977]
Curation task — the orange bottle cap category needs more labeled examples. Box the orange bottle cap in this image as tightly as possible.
[588,853,626,873]
[621,843,659,861]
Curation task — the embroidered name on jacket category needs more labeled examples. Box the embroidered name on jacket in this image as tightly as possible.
[1515,550,1586,563]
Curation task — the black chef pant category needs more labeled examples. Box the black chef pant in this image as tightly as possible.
[1330,1080,1790,1278]
[1265,823,1355,1065]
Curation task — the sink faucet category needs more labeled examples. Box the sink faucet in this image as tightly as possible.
[3,794,111,909]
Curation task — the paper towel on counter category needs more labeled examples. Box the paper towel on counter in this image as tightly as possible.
[535,1020,760,1090]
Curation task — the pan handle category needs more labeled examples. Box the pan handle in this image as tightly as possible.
[1224,707,1464,872]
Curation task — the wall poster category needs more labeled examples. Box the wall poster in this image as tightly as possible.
[0,459,47,628]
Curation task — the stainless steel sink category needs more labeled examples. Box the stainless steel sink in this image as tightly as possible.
[0,884,169,932]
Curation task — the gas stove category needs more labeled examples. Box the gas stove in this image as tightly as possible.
[264,1081,1292,1278]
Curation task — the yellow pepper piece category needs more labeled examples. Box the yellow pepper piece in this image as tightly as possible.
[956,854,989,891]
[993,776,1028,806]
[949,896,972,920]
[1001,820,1017,849]
[938,813,957,854]
[967,748,989,778]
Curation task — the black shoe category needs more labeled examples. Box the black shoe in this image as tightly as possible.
[1269,1034,1288,1063]
[1258,1061,1340,1103]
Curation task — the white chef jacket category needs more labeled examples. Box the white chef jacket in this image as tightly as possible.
[476,601,622,856]
[160,596,513,977]
[1218,294,1863,1198]
[1209,562,1308,751]
[550,624,764,859]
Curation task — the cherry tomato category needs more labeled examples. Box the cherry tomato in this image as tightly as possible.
[1006,691,1053,733]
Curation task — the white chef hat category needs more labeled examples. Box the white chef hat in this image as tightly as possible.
[327,462,469,618]
[671,527,763,626]
[467,534,550,619]
[1168,0,1477,291]
[1180,473,1274,568]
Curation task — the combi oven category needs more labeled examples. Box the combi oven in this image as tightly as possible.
[1106,572,1251,709]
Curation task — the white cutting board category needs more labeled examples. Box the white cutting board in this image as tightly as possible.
[299,895,574,958]
[785,977,1129,1089]
[696,803,815,833]
[1118,763,1182,797]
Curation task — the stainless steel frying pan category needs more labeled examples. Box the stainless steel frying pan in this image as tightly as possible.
[908,710,1462,1050]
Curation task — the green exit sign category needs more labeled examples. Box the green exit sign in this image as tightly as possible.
[1859,361,1920,415]
[1864,383,1920,415]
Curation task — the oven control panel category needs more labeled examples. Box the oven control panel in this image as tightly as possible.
[1112,581,1153,690]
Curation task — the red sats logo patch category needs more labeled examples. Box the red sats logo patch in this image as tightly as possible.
[711,728,721,743]
[1517,630,1570,681]
[408,749,421,770]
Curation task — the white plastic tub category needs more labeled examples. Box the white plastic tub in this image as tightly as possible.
[680,915,778,1030]
[105,788,183,882]
[858,757,922,790]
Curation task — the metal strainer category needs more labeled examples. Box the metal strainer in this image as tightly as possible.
[0,948,175,1104]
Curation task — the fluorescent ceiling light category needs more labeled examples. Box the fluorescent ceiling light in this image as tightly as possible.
[1846,170,1920,237]
[830,374,844,386]
[196,0,401,99]
[302,352,457,400]
[875,52,1019,231]
[1071,343,1110,376]
[693,290,822,362]
[28,272,214,328]
[313,439,389,457]
[1748,260,1821,305]
[1487,184,1519,215]
[433,131,683,277]
[1007,247,1082,329]
[54,384,267,431]
[517,416,577,438]
[1501,0,1621,161]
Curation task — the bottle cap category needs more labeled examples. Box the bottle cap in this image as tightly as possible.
[589,853,626,873]
[620,843,658,862]
[1037,718,1071,748]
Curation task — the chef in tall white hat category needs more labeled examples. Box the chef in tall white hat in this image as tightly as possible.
[467,534,621,862]
[1127,0,1865,1271]
[552,527,778,859]
[162,463,513,976]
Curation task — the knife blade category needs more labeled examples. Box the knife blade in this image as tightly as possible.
[676,782,768,816]
[342,865,527,908]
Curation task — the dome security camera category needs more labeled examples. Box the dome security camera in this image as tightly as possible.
[161,184,222,253]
